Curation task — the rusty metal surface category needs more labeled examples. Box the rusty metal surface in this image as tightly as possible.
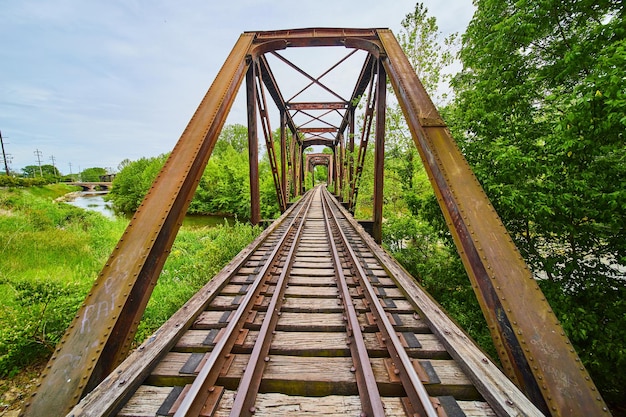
[378,28,610,416]
[23,33,255,417]
[252,27,379,48]
[253,59,287,211]
[348,61,377,211]
[229,190,313,417]
[247,63,261,225]
[322,188,438,417]
[372,60,386,243]
[320,189,385,416]
[173,191,315,417]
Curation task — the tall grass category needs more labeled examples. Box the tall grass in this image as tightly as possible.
[0,186,260,377]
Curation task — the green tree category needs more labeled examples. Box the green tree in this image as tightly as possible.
[22,164,59,179]
[108,125,282,220]
[449,0,625,406]
[214,124,248,156]
[190,144,250,219]
[397,2,458,104]
[80,167,107,182]
[108,155,168,213]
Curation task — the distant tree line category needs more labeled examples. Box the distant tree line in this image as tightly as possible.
[1,165,112,187]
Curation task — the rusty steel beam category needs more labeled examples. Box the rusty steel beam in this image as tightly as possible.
[247,61,261,225]
[253,28,379,46]
[291,132,298,196]
[254,60,287,212]
[377,28,610,417]
[348,62,377,211]
[302,137,336,147]
[23,33,255,417]
[257,55,298,134]
[347,108,355,202]
[280,110,288,203]
[299,143,305,194]
[372,59,386,243]
[287,101,348,110]
[299,127,338,133]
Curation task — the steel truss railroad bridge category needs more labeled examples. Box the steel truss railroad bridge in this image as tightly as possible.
[24,28,610,417]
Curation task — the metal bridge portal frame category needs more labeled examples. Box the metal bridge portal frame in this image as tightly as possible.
[24,28,609,417]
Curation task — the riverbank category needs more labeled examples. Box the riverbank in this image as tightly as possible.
[0,185,260,415]
[53,190,82,202]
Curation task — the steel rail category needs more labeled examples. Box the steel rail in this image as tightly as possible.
[320,187,385,417]
[321,188,439,417]
[173,190,315,417]
[229,187,316,416]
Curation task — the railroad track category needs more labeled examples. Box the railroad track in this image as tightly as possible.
[69,186,543,417]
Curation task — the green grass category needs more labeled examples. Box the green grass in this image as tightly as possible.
[0,185,260,377]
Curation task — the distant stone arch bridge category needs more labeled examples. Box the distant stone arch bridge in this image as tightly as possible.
[68,182,112,192]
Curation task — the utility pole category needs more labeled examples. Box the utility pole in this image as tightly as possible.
[34,149,43,177]
[0,130,10,175]
[50,155,58,180]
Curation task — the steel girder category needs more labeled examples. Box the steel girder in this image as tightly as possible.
[26,28,609,417]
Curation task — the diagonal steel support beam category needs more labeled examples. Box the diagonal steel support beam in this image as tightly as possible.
[378,28,609,417]
[23,33,255,417]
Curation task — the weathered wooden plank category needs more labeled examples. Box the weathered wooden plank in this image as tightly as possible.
[287,275,336,286]
[148,353,476,398]
[116,385,172,417]
[220,284,248,295]
[289,267,336,277]
[192,311,232,329]
[292,261,335,268]
[359,312,432,333]
[295,256,333,263]
[296,251,331,257]
[174,330,448,358]
[243,311,347,331]
[117,388,497,417]
[228,274,260,284]
[276,312,346,331]
[284,286,338,297]
[281,297,348,312]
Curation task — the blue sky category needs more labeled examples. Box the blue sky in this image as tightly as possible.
[0,0,474,174]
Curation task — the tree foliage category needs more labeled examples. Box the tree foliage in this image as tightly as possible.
[398,3,458,104]
[447,0,626,406]
[80,167,108,182]
[21,164,60,182]
[108,155,168,213]
[108,124,280,220]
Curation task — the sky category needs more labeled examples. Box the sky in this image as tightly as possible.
[0,0,475,175]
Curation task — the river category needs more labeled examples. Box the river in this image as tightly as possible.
[66,192,234,227]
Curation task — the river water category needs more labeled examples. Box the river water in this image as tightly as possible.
[66,192,233,227]
[66,192,115,218]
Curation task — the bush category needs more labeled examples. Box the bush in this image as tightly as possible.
[0,187,126,377]
[0,176,50,187]
[135,222,261,343]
